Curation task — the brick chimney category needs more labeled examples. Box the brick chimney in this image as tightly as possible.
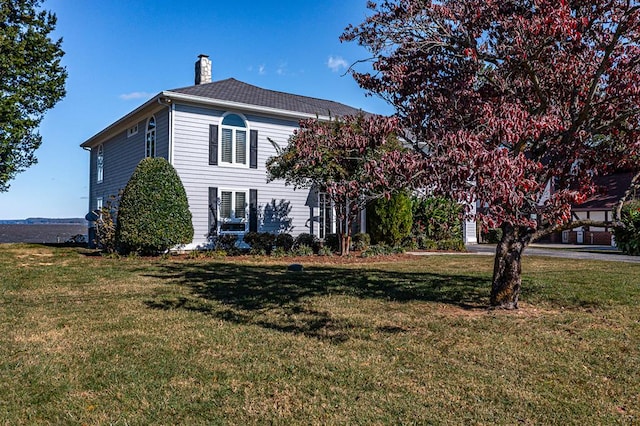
[195,54,212,85]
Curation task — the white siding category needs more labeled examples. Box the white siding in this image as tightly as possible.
[172,103,315,247]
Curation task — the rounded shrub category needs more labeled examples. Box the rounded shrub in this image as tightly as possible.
[294,233,319,253]
[115,158,193,255]
[274,233,294,251]
[367,192,413,246]
[352,232,371,251]
[323,233,340,252]
[244,231,275,254]
[613,200,640,255]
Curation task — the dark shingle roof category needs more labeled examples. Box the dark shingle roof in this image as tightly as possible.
[573,172,634,210]
[168,78,366,117]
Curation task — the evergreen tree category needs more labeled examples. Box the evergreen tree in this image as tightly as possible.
[115,158,193,255]
[0,0,67,191]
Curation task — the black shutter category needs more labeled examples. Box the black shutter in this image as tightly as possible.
[209,125,218,165]
[250,130,258,169]
[249,189,258,232]
[208,187,218,237]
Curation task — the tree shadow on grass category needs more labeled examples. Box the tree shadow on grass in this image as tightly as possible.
[144,262,490,343]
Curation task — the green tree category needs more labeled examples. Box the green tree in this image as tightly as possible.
[115,158,193,255]
[367,191,413,246]
[613,201,640,256]
[0,0,67,191]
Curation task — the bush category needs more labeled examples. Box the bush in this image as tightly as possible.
[115,158,193,255]
[274,233,294,251]
[323,233,340,252]
[401,236,419,250]
[294,233,319,253]
[94,192,120,253]
[412,196,462,241]
[613,201,640,255]
[367,192,413,246]
[292,244,314,256]
[416,235,437,250]
[318,246,334,257]
[271,247,289,258]
[352,232,370,251]
[244,232,276,255]
[210,234,239,254]
[482,228,503,244]
[436,239,466,252]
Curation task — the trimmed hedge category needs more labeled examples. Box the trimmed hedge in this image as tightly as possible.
[115,158,193,255]
[367,192,413,246]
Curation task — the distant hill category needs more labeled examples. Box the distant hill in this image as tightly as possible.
[0,218,87,225]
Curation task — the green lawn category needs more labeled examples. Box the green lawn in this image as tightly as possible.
[1,244,638,425]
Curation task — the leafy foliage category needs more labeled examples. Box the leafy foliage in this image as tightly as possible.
[293,233,320,254]
[0,0,67,191]
[343,0,640,307]
[94,193,121,253]
[352,232,371,251]
[323,233,340,252]
[209,234,239,255]
[367,192,413,246]
[412,196,462,241]
[115,158,193,255]
[274,233,294,251]
[613,201,640,255]
[267,113,421,255]
[244,232,276,255]
[291,244,314,256]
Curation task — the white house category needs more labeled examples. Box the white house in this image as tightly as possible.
[81,55,477,249]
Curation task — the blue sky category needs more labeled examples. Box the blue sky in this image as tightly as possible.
[0,0,393,220]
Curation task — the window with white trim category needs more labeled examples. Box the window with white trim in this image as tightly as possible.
[220,114,247,166]
[97,144,104,183]
[145,116,156,158]
[127,124,138,137]
[219,189,247,233]
[96,197,103,211]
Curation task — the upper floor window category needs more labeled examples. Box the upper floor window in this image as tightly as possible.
[127,124,138,137]
[97,144,104,183]
[145,116,156,158]
[220,113,247,166]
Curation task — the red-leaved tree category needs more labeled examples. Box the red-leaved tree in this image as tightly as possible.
[342,0,640,308]
[266,114,423,255]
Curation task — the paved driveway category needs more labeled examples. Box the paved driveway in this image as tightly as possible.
[463,243,640,264]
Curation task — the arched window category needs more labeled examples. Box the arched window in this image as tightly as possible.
[220,113,247,166]
[97,144,104,183]
[145,116,156,158]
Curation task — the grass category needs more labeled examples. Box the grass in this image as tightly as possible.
[1,244,639,425]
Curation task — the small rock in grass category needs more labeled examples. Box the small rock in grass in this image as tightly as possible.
[287,263,304,272]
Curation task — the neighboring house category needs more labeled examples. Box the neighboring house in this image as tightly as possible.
[81,55,477,249]
[559,172,634,246]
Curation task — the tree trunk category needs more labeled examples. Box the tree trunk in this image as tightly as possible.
[339,233,351,256]
[490,223,529,309]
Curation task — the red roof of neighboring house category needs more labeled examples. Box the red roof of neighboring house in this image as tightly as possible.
[573,172,634,211]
